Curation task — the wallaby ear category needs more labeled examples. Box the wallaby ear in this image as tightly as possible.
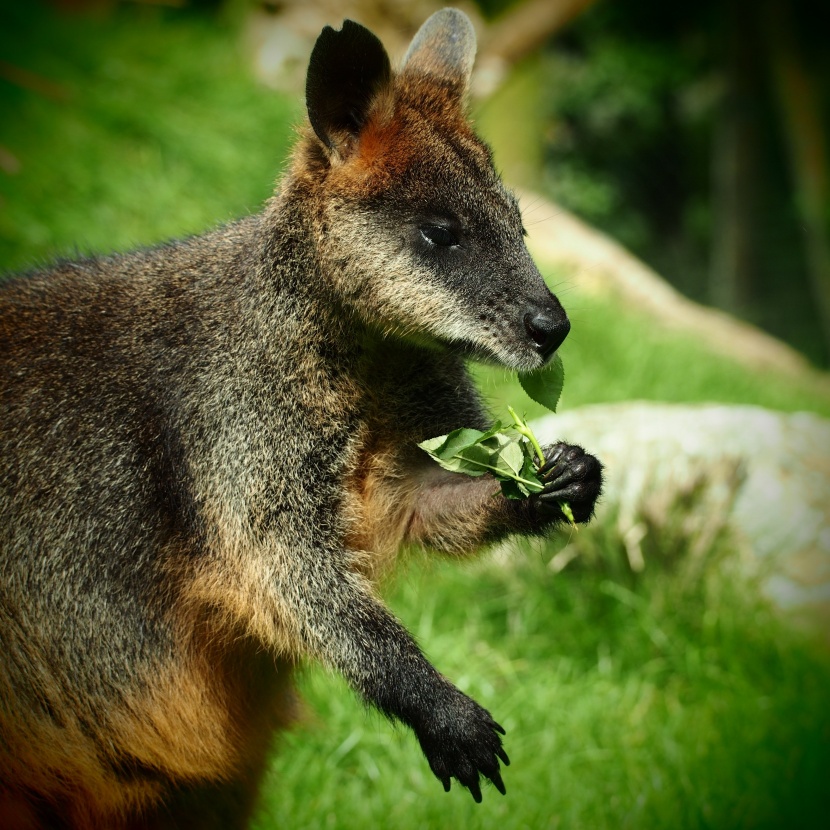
[400,8,476,93]
[306,19,392,156]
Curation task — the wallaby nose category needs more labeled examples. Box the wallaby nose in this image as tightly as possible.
[523,310,570,359]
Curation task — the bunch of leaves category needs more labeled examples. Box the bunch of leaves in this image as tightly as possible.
[418,355,575,522]
[418,415,544,500]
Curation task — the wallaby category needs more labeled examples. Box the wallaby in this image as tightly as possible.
[0,8,602,828]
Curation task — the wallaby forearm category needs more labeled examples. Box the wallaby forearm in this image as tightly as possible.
[405,442,603,553]
[198,531,508,799]
[405,471,541,554]
[309,575,508,802]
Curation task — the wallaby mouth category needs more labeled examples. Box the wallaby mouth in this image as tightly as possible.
[454,299,570,370]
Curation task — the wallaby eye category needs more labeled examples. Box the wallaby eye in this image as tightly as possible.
[420,225,459,247]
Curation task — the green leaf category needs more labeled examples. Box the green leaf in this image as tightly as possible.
[500,479,527,499]
[455,443,497,470]
[418,423,506,462]
[476,420,504,443]
[418,434,452,455]
[492,439,525,479]
[479,431,513,452]
[518,353,565,413]
[519,451,544,493]
[419,449,489,476]
[435,428,489,460]
[418,430,488,475]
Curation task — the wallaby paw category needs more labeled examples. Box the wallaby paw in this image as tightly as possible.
[415,690,509,803]
[533,442,603,524]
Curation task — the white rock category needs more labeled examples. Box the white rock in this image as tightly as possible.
[534,402,830,631]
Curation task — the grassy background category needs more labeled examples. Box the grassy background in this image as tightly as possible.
[2,4,829,828]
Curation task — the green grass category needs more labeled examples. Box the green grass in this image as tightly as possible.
[0,2,300,270]
[258,552,830,829]
[2,4,829,829]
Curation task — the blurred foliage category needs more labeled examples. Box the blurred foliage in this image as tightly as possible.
[541,36,706,257]
[0,1,300,270]
[526,0,830,366]
[475,0,523,20]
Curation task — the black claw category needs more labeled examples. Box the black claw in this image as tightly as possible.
[539,466,565,484]
[538,445,566,475]
[542,467,581,491]
[539,488,573,502]
[530,441,603,528]
[490,770,506,796]
[536,454,561,478]
[417,689,512,803]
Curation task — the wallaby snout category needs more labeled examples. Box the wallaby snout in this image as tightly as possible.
[463,254,569,370]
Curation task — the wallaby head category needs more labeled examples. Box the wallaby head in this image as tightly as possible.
[297,8,568,370]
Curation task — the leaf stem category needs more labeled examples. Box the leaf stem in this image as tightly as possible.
[507,406,577,529]
[454,451,544,490]
[507,406,545,465]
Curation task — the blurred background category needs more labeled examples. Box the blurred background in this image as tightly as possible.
[3,0,829,366]
[1,1,829,828]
